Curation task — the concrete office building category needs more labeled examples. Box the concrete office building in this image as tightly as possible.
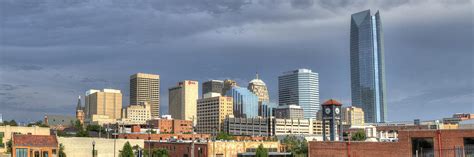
[130,73,160,118]
[350,10,387,123]
[274,104,304,119]
[343,106,365,126]
[121,103,151,124]
[196,96,233,134]
[202,80,224,98]
[225,117,272,136]
[85,89,122,120]
[225,87,259,118]
[278,69,320,119]
[169,80,199,122]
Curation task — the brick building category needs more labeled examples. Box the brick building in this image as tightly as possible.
[12,135,58,157]
[118,133,210,141]
[309,129,474,157]
[147,119,193,134]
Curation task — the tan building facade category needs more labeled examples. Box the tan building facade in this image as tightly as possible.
[85,89,122,120]
[0,126,51,153]
[58,137,144,157]
[122,103,151,124]
[196,96,233,134]
[168,80,198,122]
[130,73,160,118]
[247,73,270,103]
[222,79,237,95]
[343,106,365,126]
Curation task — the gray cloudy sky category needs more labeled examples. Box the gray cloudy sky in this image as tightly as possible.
[1,0,472,123]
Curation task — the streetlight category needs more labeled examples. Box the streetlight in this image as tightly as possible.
[92,140,96,157]
[138,147,142,157]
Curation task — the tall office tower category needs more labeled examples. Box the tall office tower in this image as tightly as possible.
[225,87,259,118]
[85,89,122,119]
[196,96,233,134]
[75,96,85,124]
[202,80,224,98]
[350,10,387,123]
[247,73,270,103]
[168,80,199,122]
[343,106,365,126]
[130,73,160,118]
[221,79,238,95]
[278,69,320,119]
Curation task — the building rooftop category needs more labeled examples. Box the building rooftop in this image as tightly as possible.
[13,135,58,147]
[322,99,342,106]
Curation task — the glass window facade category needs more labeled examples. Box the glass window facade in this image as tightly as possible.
[225,87,259,118]
[350,10,387,123]
[15,148,28,157]
[278,69,320,119]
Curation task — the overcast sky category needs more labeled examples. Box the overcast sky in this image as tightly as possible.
[0,0,472,123]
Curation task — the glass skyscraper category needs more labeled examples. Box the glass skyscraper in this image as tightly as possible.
[225,87,259,118]
[278,69,320,119]
[350,10,387,123]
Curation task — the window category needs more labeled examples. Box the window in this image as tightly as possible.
[15,148,28,157]
[43,151,49,157]
[465,137,474,156]
[411,138,434,157]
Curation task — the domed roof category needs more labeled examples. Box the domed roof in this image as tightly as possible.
[322,99,343,106]
[248,73,266,86]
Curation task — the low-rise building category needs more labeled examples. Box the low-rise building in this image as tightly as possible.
[147,119,193,134]
[309,129,474,157]
[121,103,151,125]
[118,133,210,141]
[274,105,304,119]
[12,135,58,157]
[58,137,144,157]
[225,117,327,137]
[145,141,281,157]
[225,117,271,136]
[342,106,365,126]
[44,114,76,129]
[0,125,51,153]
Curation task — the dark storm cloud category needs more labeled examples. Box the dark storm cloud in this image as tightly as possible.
[0,0,472,122]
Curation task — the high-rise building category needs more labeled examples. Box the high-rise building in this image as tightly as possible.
[343,106,365,126]
[225,87,259,118]
[247,73,270,103]
[278,69,320,119]
[85,89,122,120]
[350,10,387,123]
[202,80,224,98]
[130,73,160,118]
[168,80,199,123]
[75,96,85,124]
[221,79,237,96]
[196,96,233,134]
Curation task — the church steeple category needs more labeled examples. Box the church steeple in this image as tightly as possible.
[76,95,82,111]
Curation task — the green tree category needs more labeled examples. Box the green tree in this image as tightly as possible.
[59,143,67,157]
[6,139,12,154]
[74,120,88,137]
[216,132,234,140]
[119,142,134,157]
[351,131,366,141]
[255,144,268,157]
[152,148,169,157]
[282,135,308,157]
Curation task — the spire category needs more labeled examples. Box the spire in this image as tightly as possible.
[76,95,82,110]
[256,72,259,80]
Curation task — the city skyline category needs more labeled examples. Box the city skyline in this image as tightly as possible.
[0,0,472,122]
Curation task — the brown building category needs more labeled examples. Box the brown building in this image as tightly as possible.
[145,141,281,157]
[147,119,193,134]
[196,96,233,134]
[130,73,160,118]
[309,129,474,157]
[85,89,122,120]
[118,133,210,141]
[12,135,58,157]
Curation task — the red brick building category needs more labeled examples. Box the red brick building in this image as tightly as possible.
[118,133,211,141]
[12,135,58,157]
[145,142,208,157]
[148,119,193,134]
[309,129,474,157]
